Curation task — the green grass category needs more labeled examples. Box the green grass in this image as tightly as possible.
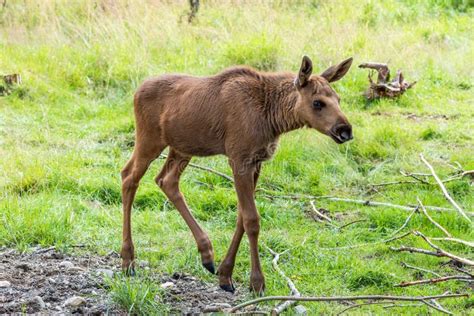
[1,0,473,314]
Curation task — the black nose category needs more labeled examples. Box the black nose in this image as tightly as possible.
[334,124,353,143]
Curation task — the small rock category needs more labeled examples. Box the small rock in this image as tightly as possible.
[96,268,114,279]
[68,266,86,273]
[64,296,86,308]
[294,305,307,315]
[203,303,232,312]
[138,260,149,268]
[160,281,175,289]
[0,280,11,288]
[32,296,46,309]
[59,261,74,269]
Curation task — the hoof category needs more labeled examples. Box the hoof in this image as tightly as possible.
[122,266,136,277]
[219,283,235,293]
[203,261,216,275]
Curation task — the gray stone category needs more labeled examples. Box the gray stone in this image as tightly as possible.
[59,261,74,269]
[160,281,175,289]
[32,296,46,309]
[64,296,86,308]
[294,305,307,315]
[68,266,86,273]
[96,268,114,279]
[0,280,11,288]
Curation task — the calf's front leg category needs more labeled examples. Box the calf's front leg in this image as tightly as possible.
[232,163,265,293]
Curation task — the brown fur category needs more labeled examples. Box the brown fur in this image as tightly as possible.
[120,56,353,293]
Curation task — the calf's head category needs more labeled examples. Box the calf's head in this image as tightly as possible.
[294,56,353,144]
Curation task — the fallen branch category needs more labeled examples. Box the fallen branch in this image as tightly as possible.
[338,219,368,230]
[309,200,338,229]
[420,154,471,223]
[159,154,234,183]
[383,303,424,309]
[422,300,453,315]
[401,262,441,277]
[264,246,305,316]
[430,237,474,248]
[396,275,472,287]
[259,189,467,215]
[320,207,417,250]
[229,293,468,313]
[337,301,396,315]
[414,231,474,266]
[417,198,452,237]
[451,266,474,278]
[320,231,411,251]
[390,245,443,257]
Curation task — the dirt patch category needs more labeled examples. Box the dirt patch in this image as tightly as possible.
[162,273,247,314]
[0,246,122,314]
[0,246,248,315]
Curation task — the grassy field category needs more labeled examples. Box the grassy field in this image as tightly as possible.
[1,0,473,314]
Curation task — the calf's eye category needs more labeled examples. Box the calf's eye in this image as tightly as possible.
[312,100,325,110]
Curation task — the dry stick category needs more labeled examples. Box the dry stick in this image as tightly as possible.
[430,237,474,248]
[396,275,473,287]
[321,207,417,250]
[229,293,468,313]
[430,299,453,315]
[414,231,474,266]
[259,189,472,215]
[384,303,424,309]
[159,154,234,182]
[422,300,453,315]
[338,219,368,230]
[452,266,474,278]
[391,238,474,266]
[320,231,411,251]
[417,197,452,237]
[336,301,396,315]
[264,246,304,316]
[419,154,471,223]
[309,200,338,229]
[401,262,441,277]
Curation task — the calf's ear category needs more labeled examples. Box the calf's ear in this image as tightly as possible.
[296,55,313,88]
[320,57,353,83]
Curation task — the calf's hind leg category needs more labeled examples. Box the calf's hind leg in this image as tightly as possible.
[121,142,166,274]
[155,148,215,274]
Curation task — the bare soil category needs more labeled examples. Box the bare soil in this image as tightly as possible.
[0,246,246,315]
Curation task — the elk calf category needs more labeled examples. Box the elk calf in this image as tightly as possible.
[121,56,353,293]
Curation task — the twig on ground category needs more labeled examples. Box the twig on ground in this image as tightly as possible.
[422,300,453,315]
[159,154,234,182]
[401,262,441,277]
[390,245,442,257]
[320,207,417,250]
[309,200,338,229]
[451,266,474,278]
[383,303,424,309]
[400,170,431,184]
[229,293,469,313]
[420,154,471,222]
[369,180,419,187]
[414,231,474,266]
[320,231,411,251]
[264,245,304,316]
[258,189,473,215]
[417,197,452,237]
[430,237,474,248]
[336,301,396,315]
[395,275,472,287]
[338,219,368,230]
